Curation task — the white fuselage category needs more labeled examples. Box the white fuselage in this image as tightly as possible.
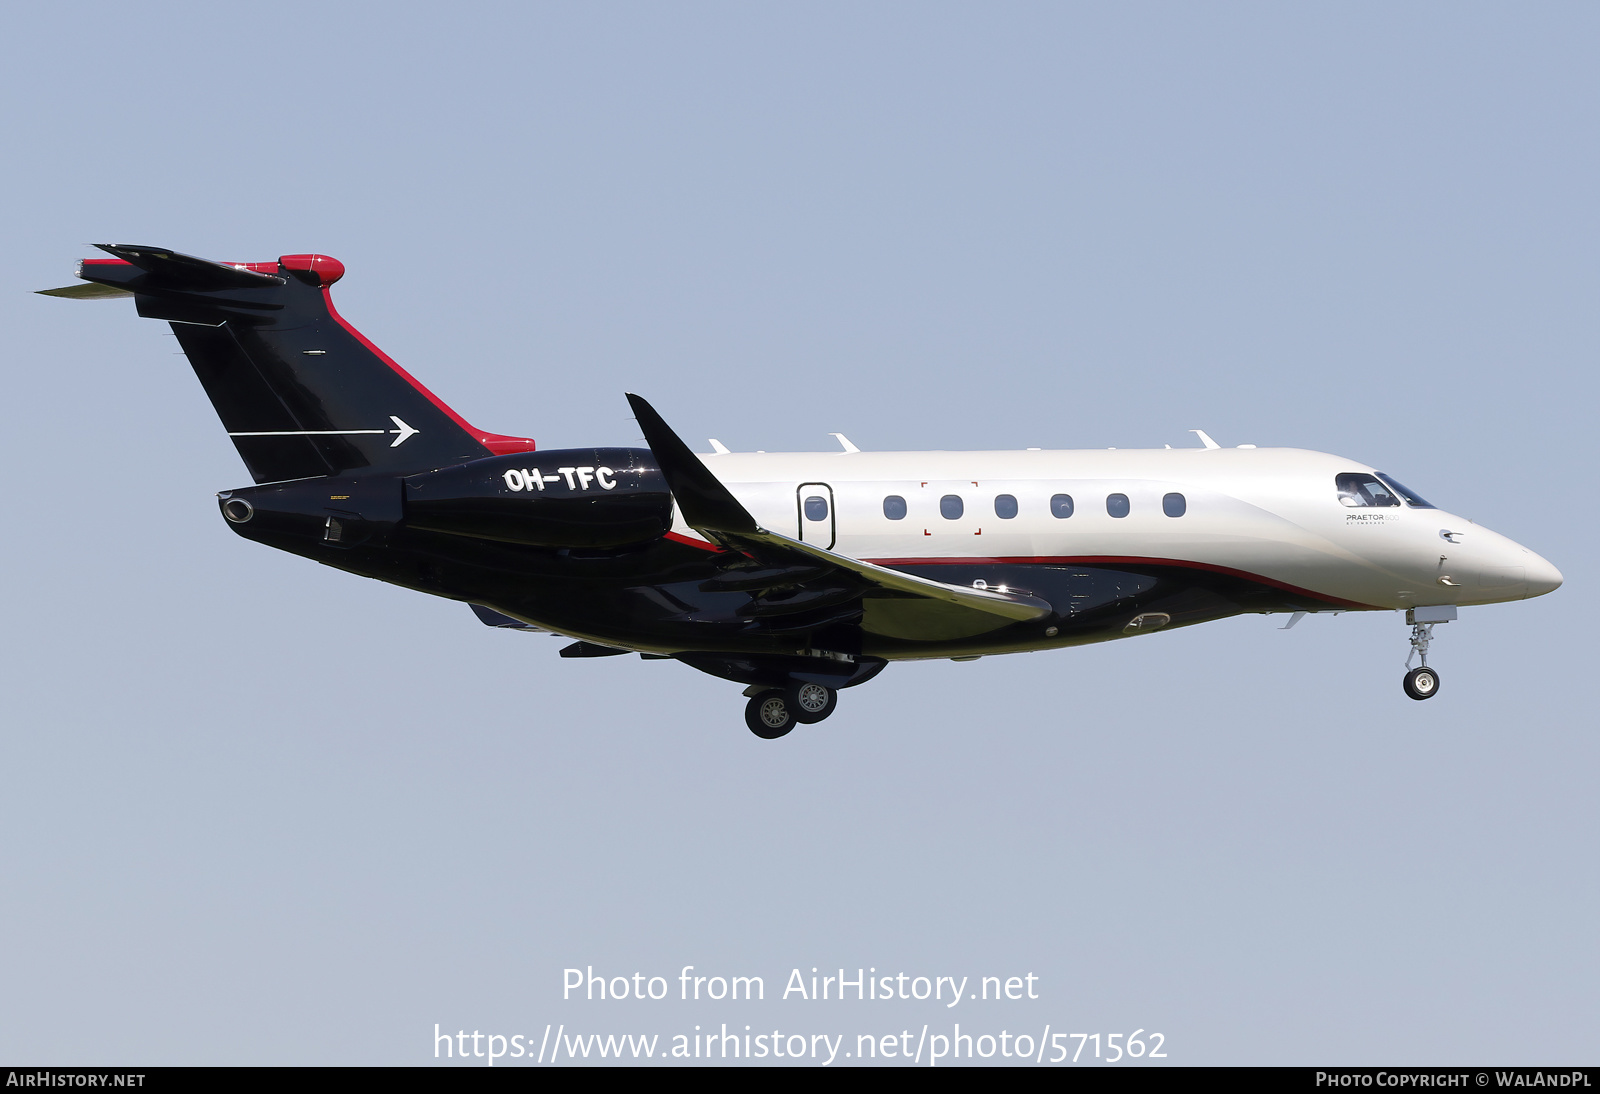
[685,446,1561,612]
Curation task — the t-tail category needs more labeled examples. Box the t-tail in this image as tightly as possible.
[39,245,535,483]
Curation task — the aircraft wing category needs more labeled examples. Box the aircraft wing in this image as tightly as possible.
[720,524,1052,623]
[626,394,1053,639]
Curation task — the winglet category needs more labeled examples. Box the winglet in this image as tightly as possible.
[626,394,759,535]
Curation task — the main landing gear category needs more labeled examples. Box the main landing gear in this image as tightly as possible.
[1402,606,1455,701]
[744,682,838,739]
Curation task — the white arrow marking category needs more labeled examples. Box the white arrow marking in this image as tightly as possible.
[228,428,385,436]
[227,417,422,448]
[388,416,419,447]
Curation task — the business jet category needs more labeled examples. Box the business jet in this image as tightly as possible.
[40,246,1563,738]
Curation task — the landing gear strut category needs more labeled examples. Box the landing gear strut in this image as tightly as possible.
[744,682,838,738]
[1402,606,1454,701]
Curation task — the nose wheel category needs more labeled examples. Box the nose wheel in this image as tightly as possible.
[744,682,838,738]
[1403,665,1440,700]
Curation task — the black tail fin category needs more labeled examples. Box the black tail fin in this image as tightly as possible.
[45,245,534,483]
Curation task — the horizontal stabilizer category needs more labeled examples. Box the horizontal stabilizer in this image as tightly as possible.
[36,282,132,300]
[87,243,285,291]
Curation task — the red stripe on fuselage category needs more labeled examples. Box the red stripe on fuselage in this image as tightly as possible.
[862,554,1373,609]
[664,531,725,553]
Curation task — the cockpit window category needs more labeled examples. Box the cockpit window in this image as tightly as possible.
[1375,473,1436,509]
[1335,473,1400,507]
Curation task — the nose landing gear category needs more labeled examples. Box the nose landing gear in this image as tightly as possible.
[743,682,839,739]
[1402,605,1456,701]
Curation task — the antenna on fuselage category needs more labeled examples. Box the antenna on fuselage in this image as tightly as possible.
[829,433,860,453]
[1190,429,1222,450]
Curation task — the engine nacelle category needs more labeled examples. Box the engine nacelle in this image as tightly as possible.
[402,448,671,548]
[217,448,673,551]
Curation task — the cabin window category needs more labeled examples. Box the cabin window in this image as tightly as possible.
[883,495,907,520]
[804,495,829,521]
[1376,473,1436,509]
[994,494,1018,519]
[1050,493,1074,518]
[1335,473,1400,508]
[940,495,964,520]
[1106,493,1130,518]
[1163,492,1186,517]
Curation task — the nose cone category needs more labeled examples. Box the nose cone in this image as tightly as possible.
[1525,552,1564,599]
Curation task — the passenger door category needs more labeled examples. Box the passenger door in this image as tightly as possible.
[797,483,836,549]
